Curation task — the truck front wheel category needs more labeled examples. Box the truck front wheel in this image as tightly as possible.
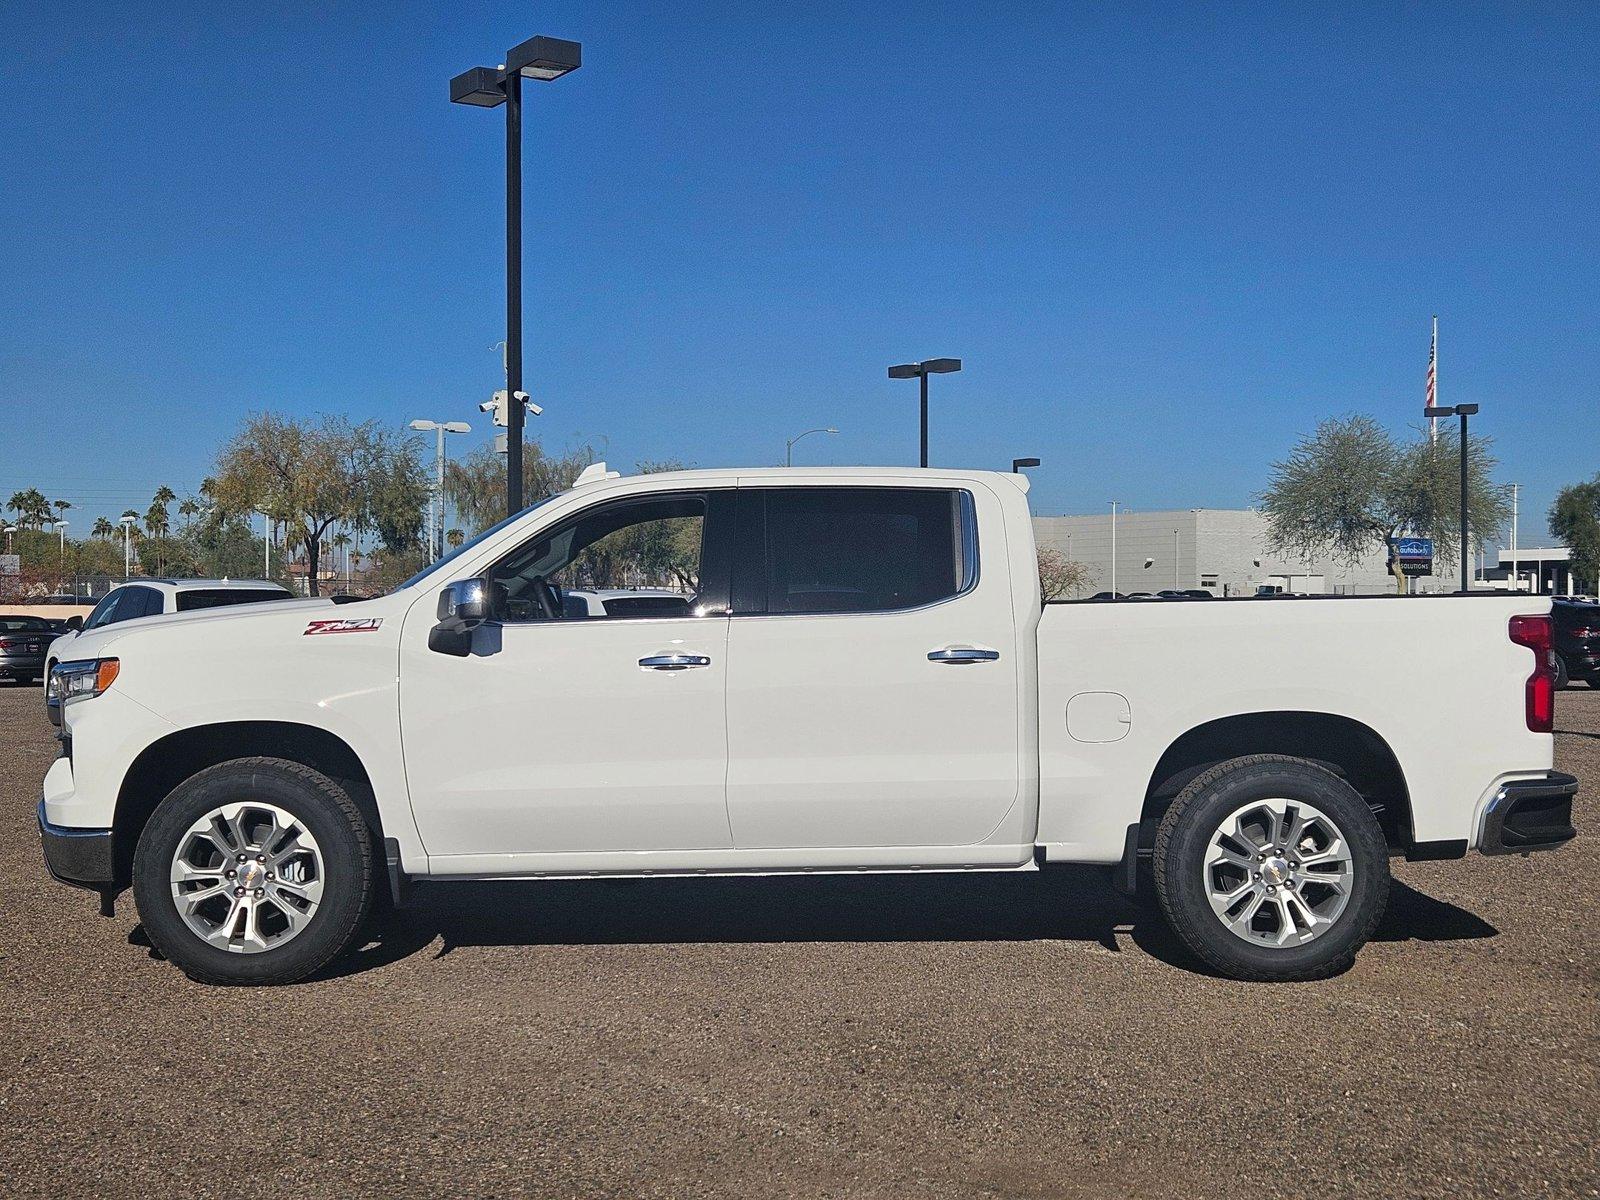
[1152,755,1389,982]
[132,758,375,986]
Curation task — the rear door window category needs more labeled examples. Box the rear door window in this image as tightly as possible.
[751,487,973,615]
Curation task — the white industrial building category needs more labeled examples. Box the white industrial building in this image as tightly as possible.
[1032,508,1447,598]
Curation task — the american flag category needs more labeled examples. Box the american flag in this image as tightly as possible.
[1426,316,1437,439]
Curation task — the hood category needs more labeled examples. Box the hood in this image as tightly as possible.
[57,596,344,662]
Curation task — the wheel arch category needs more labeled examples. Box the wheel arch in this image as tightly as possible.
[1140,711,1413,851]
[112,721,382,886]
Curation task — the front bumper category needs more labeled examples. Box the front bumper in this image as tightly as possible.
[1479,772,1578,855]
[37,798,115,890]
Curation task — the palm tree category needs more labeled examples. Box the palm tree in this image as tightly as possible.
[92,516,115,539]
[52,499,72,525]
[447,528,464,548]
[178,496,203,532]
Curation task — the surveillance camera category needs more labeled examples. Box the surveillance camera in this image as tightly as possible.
[479,398,496,414]
[1143,558,1155,569]
[515,391,543,418]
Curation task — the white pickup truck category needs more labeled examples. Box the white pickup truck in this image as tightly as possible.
[38,465,1577,985]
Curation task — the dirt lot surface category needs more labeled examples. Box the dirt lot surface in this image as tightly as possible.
[2,683,1596,1198]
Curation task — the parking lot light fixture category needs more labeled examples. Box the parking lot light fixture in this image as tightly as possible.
[887,358,962,468]
[410,419,475,561]
[451,34,582,518]
[785,426,838,467]
[118,514,136,579]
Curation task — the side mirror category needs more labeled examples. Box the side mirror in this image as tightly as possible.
[65,615,83,632]
[430,578,490,657]
[436,578,490,622]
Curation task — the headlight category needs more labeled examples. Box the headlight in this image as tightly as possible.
[48,658,120,706]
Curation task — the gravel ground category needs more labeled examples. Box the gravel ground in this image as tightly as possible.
[1,683,1596,1199]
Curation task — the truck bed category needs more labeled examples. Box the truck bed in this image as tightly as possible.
[1033,593,1556,862]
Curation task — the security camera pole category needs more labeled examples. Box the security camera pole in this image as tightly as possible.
[451,35,582,517]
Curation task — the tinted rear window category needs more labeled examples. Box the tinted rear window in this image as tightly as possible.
[175,589,291,612]
[761,487,967,615]
[0,616,53,632]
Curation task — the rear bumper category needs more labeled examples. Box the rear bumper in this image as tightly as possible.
[0,656,45,677]
[37,798,115,889]
[1479,772,1578,855]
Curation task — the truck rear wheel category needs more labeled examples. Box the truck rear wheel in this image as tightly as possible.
[1152,755,1389,982]
[132,758,374,986]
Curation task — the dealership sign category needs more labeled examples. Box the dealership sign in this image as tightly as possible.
[1388,537,1434,577]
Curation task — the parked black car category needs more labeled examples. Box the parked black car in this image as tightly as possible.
[0,615,58,685]
[1553,598,1600,688]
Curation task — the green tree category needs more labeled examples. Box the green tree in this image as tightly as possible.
[52,499,72,527]
[445,437,601,535]
[210,413,428,596]
[1549,475,1600,596]
[1259,415,1510,593]
[91,516,115,539]
[9,488,50,530]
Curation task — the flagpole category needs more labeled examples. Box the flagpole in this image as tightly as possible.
[1428,315,1438,443]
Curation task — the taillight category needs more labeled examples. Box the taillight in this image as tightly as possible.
[0,639,14,651]
[1508,614,1555,733]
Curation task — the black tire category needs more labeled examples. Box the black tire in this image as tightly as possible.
[133,757,374,986]
[1152,754,1389,982]
[1554,655,1570,689]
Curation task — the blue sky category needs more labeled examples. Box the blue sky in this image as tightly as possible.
[2,2,1596,540]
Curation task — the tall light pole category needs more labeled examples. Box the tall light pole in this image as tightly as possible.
[119,515,135,579]
[410,419,472,561]
[452,35,582,519]
[1425,402,1478,593]
[1507,482,1520,592]
[785,426,838,466]
[1109,501,1120,594]
[3,525,14,554]
[257,509,271,579]
[1011,457,1040,474]
[887,358,961,468]
[54,520,68,579]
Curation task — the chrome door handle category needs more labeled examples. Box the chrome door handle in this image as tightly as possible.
[638,654,712,671]
[927,647,1000,664]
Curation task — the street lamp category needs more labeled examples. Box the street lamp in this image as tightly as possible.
[785,426,838,467]
[1011,457,1040,474]
[119,514,136,579]
[3,525,14,554]
[410,419,473,561]
[54,520,68,583]
[887,357,961,468]
[451,35,582,519]
[1425,402,1479,593]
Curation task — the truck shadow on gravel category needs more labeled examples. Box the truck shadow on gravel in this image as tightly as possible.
[282,869,1497,983]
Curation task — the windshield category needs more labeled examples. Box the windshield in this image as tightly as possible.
[395,494,563,592]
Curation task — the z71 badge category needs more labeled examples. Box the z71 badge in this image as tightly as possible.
[303,618,383,636]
